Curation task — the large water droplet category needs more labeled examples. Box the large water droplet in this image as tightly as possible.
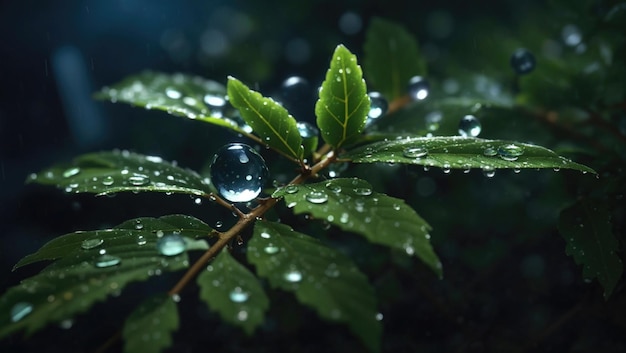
[128,174,150,186]
[510,48,536,75]
[296,121,318,138]
[284,269,303,283]
[366,92,388,127]
[63,167,80,178]
[285,185,299,194]
[11,302,33,322]
[305,191,328,204]
[94,254,122,268]
[403,147,428,158]
[209,143,269,203]
[81,238,104,250]
[156,234,186,256]
[497,144,525,161]
[407,76,429,100]
[229,287,250,303]
[482,166,496,178]
[458,115,481,137]
[263,244,280,254]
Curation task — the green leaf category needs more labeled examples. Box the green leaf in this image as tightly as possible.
[343,136,596,174]
[558,199,623,299]
[197,250,269,335]
[363,18,426,100]
[123,295,179,353]
[94,71,248,134]
[248,221,381,352]
[14,215,212,269]
[273,178,441,277]
[315,45,370,149]
[227,77,304,161]
[27,150,213,197]
[1,215,207,339]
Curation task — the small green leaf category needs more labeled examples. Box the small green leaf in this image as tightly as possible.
[197,250,269,334]
[123,295,179,353]
[343,136,596,174]
[27,150,212,197]
[273,178,441,277]
[1,215,205,339]
[363,18,426,100]
[315,45,370,149]
[94,71,247,133]
[14,215,212,269]
[227,77,304,161]
[559,199,623,299]
[248,221,381,352]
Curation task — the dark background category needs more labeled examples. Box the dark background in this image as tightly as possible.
[1,0,624,352]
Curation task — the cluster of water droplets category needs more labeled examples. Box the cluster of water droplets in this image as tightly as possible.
[209,143,269,203]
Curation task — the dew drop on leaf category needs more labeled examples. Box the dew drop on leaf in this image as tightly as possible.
[263,244,280,254]
[128,174,151,186]
[458,115,481,137]
[353,187,372,196]
[10,302,33,322]
[94,254,122,268]
[229,287,250,303]
[305,191,329,204]
[62,167,81,178]
[407,76,429,100]
[498,144,525,161]
[510,48,536,75]
[81,238,104,250]
[285,184,299,194]
[101,176,115,186]
[562,24,582,47]
[156,234,186,256]
[165,87,182,99]
[209,143,269,203]
[284,269,303,283]
[325,181,342,193]
[324,263,340,278]
[137,235,147,246]
[482,166,496,178]
[483,147,498,157]
[296,121,319,138]
[402,147,428,158]
[237,310,249,321]
[260,232,271,239]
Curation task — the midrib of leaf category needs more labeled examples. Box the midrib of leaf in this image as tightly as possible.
[237,90,299,159]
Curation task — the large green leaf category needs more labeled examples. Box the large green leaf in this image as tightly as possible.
[273,178,441,277]
[363,18,426,100]
[248,221,381,352]
[27,150,213,197]
[559,199,623,299]
[14,215,213,269]
[95,71,247,134]
[197,250,269,335]
[315,45,370,149]
[342,136,596,174]
[227,77,304,161]
[0,215,209,339]
[122,295,179,353]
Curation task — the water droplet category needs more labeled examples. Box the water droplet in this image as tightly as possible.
[510,48,536,75]
[375,312,384,321]
[284,269,302,283]
[134,220,144,230]
[285,185,299,194]
[305,191,328,204]
[229,287,250,303]
[260,232,271,239]
[296,121,318,138]
[403,147,428,158]
[11,302,33,322]
[81,238,104,250]
[407,76,429,100]
[458,115,481,137]
[215,221,223,229]
[325,182,342,193]
[354,187,372,196]
[562,24,582,47]
[339,213,349,224]
[236,310,248,321]
[325,263,340,278]
[365,92,388,127]
[263,244,280,254]
[128,174,150,186]
[102,176,114,186]
[482,166,496,178]
[156,234,186,256]
[442,163,451,174]
[483,147,498,157]
[165,87,182,99]
[137,235,147,246]
[497,144,525,161]
[209,143,269,203]
[94,254,121,268]
[63,167,80,178]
